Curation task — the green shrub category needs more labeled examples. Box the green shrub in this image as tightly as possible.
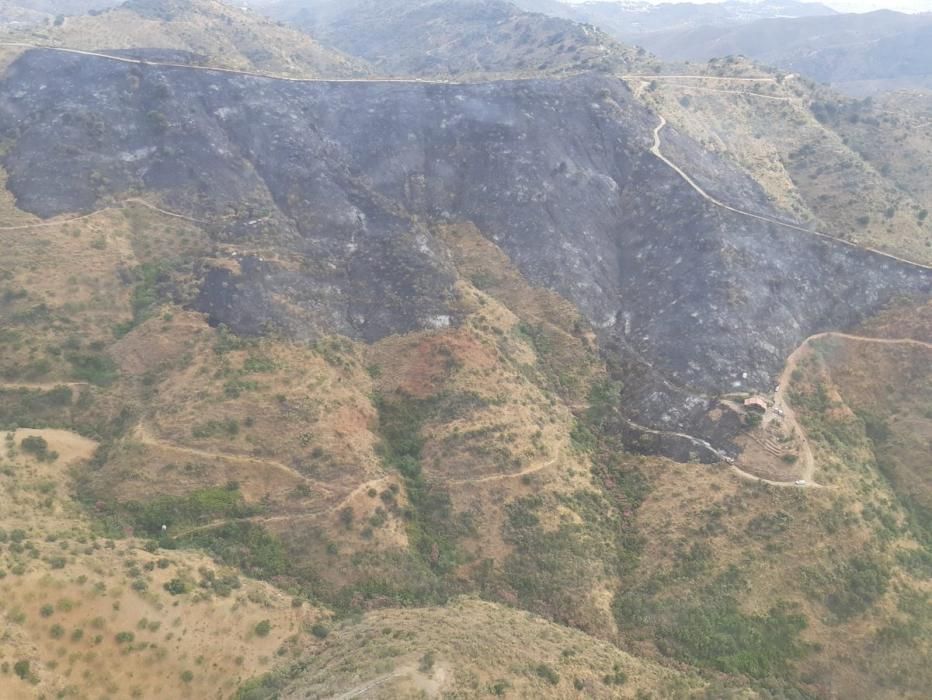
[164,578,188,595]
[66,353,118,386]
[254,620,272,637]
[603,663,627,685]
[13,660,30,680]
[490,679,511,696]
[535,663,560,685]
[662,599,808,678]
[20,436,57,462]
[825,556,890,621]
[243,355,277,373]
[178,522,287,581]
[125,486,256,536]
[191,419,240,438]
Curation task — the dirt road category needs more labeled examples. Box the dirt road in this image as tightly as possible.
[648,114,932,272]
[447,455,559,485]
[133,423,334,495]
[772,332,932,479]
[0,197,209,232]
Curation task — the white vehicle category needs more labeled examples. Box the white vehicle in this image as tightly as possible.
[794,480,807,486]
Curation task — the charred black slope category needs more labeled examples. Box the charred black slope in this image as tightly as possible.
[1,49,929,453]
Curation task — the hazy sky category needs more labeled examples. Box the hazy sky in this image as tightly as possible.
[821,0,930,10]
[562,0,932,13]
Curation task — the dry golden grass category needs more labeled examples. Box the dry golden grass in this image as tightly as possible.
[21,0,368,78]
[275,597,716,699]
[0,427,323,700]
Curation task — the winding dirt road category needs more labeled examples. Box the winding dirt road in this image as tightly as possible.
[649,114,932,272]
[0,197,209,232]
[659,83,792,102]
[1,42,783,88]
[169,475,396,538]
[447,455,560,486]
[1,43,927,495]
[7,40,926,276]
[0,381,88,391]
[132,423,335,495]
[754,332,930,487]
[0,42,479,85]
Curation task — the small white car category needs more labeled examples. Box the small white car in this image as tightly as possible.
[794,480,807,486]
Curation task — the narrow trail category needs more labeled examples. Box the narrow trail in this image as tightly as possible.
[616,413,815,487]
[170,510,328,540]
[649,114,932,273]
[772,331,932,479]
[659,83,792,102]
[809,332,932,351]
[0,42,484,85]
[620,398,822,488]
[331,669,406,700]
[744,332,930,487]
[173,456,566,538]
[1,42,782,88]
[132,424,335,496]
[122,197,211,224]
[0,197,210,232]
[447,455,559,485]
[169,476,394,538]
[0,381,88,391]
[0,205,119,231]
[615,329,932,488]
[623,74,777,83]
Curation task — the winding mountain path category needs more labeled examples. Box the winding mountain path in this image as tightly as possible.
[169,476,395,539]
[1,42,782,88]
[6,40,925,275]
[132,423,335,496]
[616,414,811,488]
[0,197,210,232]
[332,668,408,700]
[649,114,932,272]
[769,332,932,483]
[659,83,792,101]
[447,455,560,486]
[617,332,931,488]
[623,74,777,83]
[0,381,88,391]
[0,42,466,85]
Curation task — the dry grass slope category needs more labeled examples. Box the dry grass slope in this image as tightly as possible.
[4,0,369,78]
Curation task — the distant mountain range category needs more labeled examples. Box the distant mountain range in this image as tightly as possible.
[505,1,932,94]
[513,1,838,37]
[256,0,639,76]
[0,0,121,26]
[638,9,932,94]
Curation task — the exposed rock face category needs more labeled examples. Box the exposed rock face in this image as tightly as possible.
[1,48,929,450]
